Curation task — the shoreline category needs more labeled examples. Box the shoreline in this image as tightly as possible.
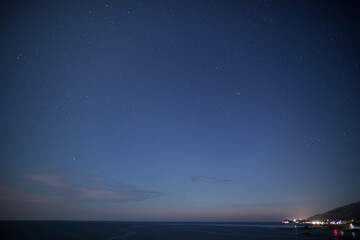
[281,225,360,231]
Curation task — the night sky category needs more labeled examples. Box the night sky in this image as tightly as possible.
[1,0,360,221]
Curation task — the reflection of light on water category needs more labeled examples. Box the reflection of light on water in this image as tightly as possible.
[334,229,357,239]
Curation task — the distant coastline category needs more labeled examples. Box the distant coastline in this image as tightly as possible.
[282,201,360,233]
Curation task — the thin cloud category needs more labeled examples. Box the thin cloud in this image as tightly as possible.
[1,174,162,204]
[191,176,233,184]
[22,173,67,188]
[109,182,162,197]
[0,184,62,203]
[76,187,145,202]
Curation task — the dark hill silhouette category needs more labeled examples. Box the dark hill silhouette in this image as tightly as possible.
[308,201,360,221]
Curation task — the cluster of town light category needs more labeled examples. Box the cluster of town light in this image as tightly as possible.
[310,220,352,225]
[283,219,351,225]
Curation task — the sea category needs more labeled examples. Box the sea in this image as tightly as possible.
[0,221,358,240]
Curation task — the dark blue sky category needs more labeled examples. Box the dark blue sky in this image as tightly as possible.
[1,0,359,221]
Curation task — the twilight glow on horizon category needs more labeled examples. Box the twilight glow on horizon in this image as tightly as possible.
[0,0,359,221]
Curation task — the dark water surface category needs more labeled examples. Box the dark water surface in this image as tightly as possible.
[0,221,358,240]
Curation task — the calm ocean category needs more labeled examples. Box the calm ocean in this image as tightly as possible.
[0,221,358,240]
